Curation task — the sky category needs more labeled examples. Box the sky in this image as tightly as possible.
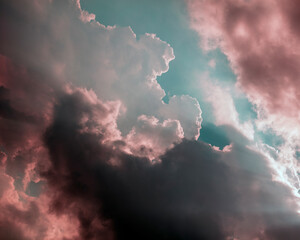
[1,0,300,239]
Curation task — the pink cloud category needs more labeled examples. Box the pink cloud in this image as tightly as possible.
[0,0,204,238]
[187,0,300,215]
[125,115,184,159]
[187,0,300,119]
[4,0,300,238]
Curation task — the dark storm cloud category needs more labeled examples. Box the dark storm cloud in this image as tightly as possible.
[43,91,231,239]
[0,86,34,122]
[42,90,300,240]
[0,221,29,240]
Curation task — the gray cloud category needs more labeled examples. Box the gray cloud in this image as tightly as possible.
[40,89,300,240]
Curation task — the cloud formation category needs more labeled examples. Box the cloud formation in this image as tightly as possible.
[1,0,202,141]
[42,90,300,239]
[187,0,300,199]
[1,0,300,239]
[187,0,300,125]
[0,0,201,238]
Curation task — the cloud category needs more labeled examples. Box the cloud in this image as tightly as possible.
[0,0,202,188]
[199,75,254,140]
[0,0,202,238]
[40,90,300,239]
[186,0,300,119]
[125,115,184,159]
[1,0,299,239]
[186,0,300,127]
[161,95,202,140]
[1,0,202,140]
[1,0,201,157]
[187,0,300,200]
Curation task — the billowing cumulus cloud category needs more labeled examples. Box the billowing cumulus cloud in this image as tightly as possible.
[1,0,300,239]
[0,0,201,238]
[125,115,184,159]
[0,0,201,140]
[0,0,201,183]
